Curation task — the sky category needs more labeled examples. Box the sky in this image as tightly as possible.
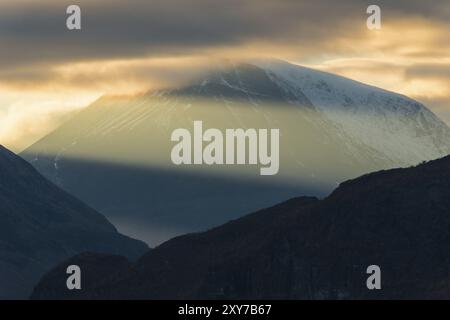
[1,0,450,152]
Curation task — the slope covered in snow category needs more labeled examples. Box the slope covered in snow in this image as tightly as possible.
[257,59,450,165]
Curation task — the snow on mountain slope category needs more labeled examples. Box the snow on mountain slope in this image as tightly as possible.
[257,59,450,165]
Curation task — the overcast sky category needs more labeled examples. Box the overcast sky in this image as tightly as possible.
[1,0,450,151]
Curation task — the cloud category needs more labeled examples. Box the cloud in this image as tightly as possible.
[405,63,450,81]
[0,0,448,86]
[0,1,410,70]
[0,88,99,152]
[0,0,449,149]
[0,102,78,152]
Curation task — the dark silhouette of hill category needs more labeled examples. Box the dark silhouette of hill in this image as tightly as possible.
[0,145,147,299]
[31,155,450,299]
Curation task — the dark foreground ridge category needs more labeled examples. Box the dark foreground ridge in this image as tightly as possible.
[32,155,450,299]
[0,145,148,299]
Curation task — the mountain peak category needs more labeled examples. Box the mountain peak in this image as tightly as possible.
[0,144,38,180]
[0,144,16,158]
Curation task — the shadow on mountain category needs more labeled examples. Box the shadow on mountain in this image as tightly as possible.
[24,155,329,245]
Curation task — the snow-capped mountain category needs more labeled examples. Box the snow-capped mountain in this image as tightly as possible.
[21,60,450,245]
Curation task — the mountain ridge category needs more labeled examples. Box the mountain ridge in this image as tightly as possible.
[31,154,450,299]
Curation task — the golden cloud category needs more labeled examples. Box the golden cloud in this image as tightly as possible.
[0,0,449,150]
